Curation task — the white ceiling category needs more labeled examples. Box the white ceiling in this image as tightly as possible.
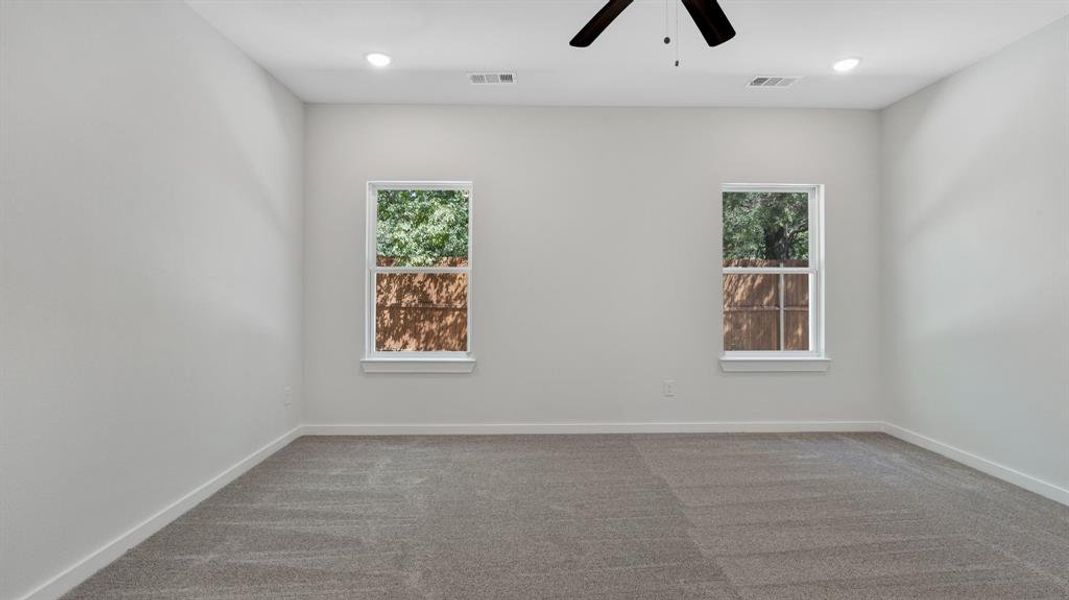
[187,0,1069,109]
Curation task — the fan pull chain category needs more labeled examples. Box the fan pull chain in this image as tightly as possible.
[674,0,680,67]
[662,1,682,67]
[664,0,670,43]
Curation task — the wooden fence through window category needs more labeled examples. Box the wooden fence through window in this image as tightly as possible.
[375,258,468,352]
[723,259,810,351]
[375,258,808,353]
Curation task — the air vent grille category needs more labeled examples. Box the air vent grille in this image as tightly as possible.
[747,76,801,89]
[469,72,516,85]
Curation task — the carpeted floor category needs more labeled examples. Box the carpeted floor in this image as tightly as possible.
[64,433,1069,599]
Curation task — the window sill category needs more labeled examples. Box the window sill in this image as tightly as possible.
[361,357,476,374]
[720,356,831,373]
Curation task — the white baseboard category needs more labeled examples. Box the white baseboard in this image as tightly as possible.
[301,421,886,436]
[18,426,302,600]
[881,423,1069,507]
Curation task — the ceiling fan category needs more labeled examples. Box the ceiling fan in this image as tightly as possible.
[570,0,736,48]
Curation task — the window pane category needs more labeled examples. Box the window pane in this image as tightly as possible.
[723,191,809,267]
[723,273,810,351]
[377,188,469,267]
[783,273,810,351]
[376,272,468,352]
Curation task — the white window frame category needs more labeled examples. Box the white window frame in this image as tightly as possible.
[361,181,475,374]
[720,183,829,372]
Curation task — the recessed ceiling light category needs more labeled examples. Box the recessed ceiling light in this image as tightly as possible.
[832,57,861,73]
[366,53,392,68]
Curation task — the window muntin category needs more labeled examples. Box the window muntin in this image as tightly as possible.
[367,182,472,358]
[722,184,823,357]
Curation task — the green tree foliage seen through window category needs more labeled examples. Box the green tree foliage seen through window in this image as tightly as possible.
[722,192,809,264]
[377,189,470,267]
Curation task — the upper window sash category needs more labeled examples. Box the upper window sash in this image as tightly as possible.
[365,178,470,270]
[722,183,821,269]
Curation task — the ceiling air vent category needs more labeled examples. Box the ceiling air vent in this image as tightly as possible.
[469,72,516,85]
[747,76,801,89]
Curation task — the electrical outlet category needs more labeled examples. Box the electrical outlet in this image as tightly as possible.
[282,385,293,406]
[662,379,676,398]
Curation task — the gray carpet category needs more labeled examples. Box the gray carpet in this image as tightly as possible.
[64,433,1069,599]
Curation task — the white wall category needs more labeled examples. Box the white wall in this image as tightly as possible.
[0,2,304,598]
[304,105,882,428]
[881,18,1069,494]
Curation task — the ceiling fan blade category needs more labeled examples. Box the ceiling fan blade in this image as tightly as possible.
[680,0,736,47]
[569,0,634,47]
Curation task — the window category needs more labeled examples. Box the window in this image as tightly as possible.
[362,182,474,373]
[720,184,828,372]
